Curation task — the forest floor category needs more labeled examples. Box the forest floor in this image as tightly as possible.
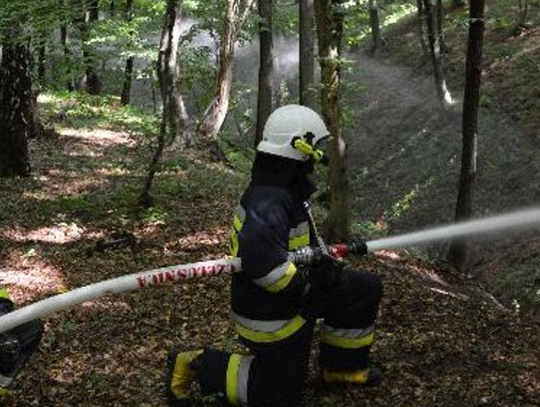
[1,92,540,406]
[2,3,540,406]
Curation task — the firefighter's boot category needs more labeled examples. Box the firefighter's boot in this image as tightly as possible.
[323,367,384,387]
[166,349,203,407]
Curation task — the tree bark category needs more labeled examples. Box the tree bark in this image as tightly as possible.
[121,0,135,106]
[299,0,316,108]
[197,0,255,141]
[81,0,102,95]
[422,0,452,108]
[37,35,47,87]
[315,0,349,242]
[416,0,429,55]
[140,0,190,206]
[436,0,449,54]
[255,0,274,147]
[448,0,486,270]
[369,0,383,55]
[0,26,33,177]
[61,22,75,91]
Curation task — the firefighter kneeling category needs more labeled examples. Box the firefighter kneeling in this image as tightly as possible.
[166,105,383,407]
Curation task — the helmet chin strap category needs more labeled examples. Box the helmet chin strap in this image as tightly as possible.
[291,137,328,165]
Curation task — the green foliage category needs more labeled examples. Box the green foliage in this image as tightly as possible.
[493,262,540,317]
[39,91,159,136]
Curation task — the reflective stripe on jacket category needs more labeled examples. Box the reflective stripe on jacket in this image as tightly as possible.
[229,184,310,343]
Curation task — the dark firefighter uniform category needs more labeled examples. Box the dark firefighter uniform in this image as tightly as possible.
[0,287,43,397]
[182,153,383,407]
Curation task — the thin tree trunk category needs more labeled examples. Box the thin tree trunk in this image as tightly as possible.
[416,0,429,55]
[436,0,449,54]
[61,23,75,91]
[514,0,530,34]
[121,0,135,106]
[448,0,486,270]
[369,0,383,55]
[423,0,453,108]
[82,0,102,95]
[37,35,46,87]
[140,0,189,206]
[197,0,255,141]
[299,0,316,108]
[255,0,274,147]
[315,0,349,242]
[0,26,33,176]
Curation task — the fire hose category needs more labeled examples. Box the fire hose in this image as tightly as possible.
[2,207,540,335]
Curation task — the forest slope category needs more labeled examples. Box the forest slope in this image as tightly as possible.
[1,109,539,406]
[343,3,540,319]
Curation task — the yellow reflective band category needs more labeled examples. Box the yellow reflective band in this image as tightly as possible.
[321,331,375,349]
[0,288,9,300]
[323,369,370,384]
[229,230,239,256]
[289,232,310,250]
[233,215,243,232]
[236,315,306,343]
[266,263,297,293]
[226,354,242,406]
[0,386,11,397]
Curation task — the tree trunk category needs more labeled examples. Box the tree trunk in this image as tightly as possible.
[416,0,429,55]
[436,0,449,54]
[514,0,530,34]
[299,0,316,108]
[255,0,274,147]
[37,35,47,88]
[0,27,33,177]
[197,0,255,141]
[140,0,190,206]
[159,0,191,147]
[315,0,349,242]
[368,0,383,55]
[81,0,102,95]
[422,0,452,108]
[448,0,486,270]
[61,23,75,91]
[121,0,135,106]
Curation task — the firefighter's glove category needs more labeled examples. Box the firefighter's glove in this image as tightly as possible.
[310,254,345,293]
[301,254,344,319]
[349,236,368,256]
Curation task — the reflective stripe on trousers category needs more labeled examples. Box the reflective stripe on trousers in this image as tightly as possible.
[232,312,307,343]
[226,354,254,405]
[321,324,375,349]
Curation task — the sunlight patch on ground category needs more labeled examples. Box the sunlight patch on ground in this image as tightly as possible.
[173,227,230,251]
[22,172,104,201]
[80,298,132,312]
[0,256,67,303]
[3,223,86,244]
[430,287,470,300]
[375,250,401,260]
[58,128,136,148]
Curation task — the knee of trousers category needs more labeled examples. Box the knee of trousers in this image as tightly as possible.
[344,269,383,305]
[12,319,44,350]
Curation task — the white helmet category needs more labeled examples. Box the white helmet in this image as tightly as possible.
[257,105,330,162]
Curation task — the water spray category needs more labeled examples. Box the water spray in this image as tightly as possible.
[2,207,540,335]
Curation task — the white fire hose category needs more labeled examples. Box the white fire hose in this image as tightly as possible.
[2,207,540,335]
